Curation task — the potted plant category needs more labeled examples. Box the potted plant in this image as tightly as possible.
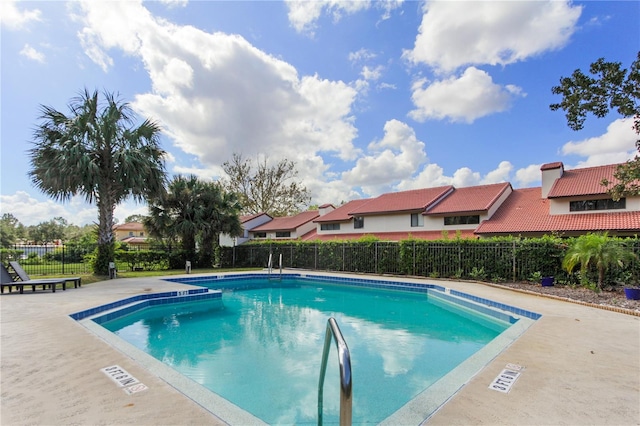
[541,276,555,287]
[624,286,640,300]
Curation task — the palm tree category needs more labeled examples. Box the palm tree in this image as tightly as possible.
[145,175,243,269]
[562,233,636,291]
[196,183,243,267]
[28,89,167,275]
[146,175,200,264]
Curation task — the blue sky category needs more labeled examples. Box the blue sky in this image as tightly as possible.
[1,0,638,226]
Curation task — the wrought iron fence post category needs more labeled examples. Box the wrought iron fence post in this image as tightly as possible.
[375,242,378,274]
[512,240,516,282]
[413,241,416,276]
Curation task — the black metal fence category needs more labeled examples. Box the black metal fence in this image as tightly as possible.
[0,244,96,276]
[221,240,640,284]
[3,239,640,284]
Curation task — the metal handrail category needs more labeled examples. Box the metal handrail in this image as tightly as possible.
[318,317,352,426]
[267,253,283,280]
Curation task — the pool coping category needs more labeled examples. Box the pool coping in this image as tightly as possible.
[73,271,540,424]
[3,271,639,426]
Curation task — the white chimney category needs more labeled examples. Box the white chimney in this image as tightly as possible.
[318,204,335,216]
[540,162,564,198]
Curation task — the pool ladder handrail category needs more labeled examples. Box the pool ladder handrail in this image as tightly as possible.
[267,253,282,280]
[318,317,352,426]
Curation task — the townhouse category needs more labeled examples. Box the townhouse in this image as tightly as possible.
[219,161,640,245]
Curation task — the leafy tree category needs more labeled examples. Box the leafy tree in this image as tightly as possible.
[124,214,147,223]
[28,89,167,275]
[0,213,24,246]
[562,233,636,291]
[145,175,242,268]
[27,217,67,245]
[550,52,640,199]
[221,153,311,216]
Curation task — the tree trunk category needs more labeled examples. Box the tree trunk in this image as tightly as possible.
[597,266,605,291]
[94,196,115,275]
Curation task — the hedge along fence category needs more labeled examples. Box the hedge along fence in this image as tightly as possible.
[220,236,640,285]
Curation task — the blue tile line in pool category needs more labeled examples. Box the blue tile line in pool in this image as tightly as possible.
[166,273,541,321]
[69,288,213,321]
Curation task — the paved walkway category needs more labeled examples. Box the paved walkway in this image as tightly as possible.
[1,274,638,425]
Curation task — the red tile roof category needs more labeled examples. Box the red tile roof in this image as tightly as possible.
[302,229,477,242]
[475,187,640,235]
[314,199,371,223]
[540,162,563,171]
[348,186,454,216]
[547,163,622,198]
[240,212,271,223]
[120,237,148,244]
[426,183,511,215]
[251,210,319,232]
[113,222,144,231]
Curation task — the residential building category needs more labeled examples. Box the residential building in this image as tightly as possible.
[249,208,328,241]
[219,212,272,247]
[227,161,640,244]
[475,163,640,237]
[113,222,149,247]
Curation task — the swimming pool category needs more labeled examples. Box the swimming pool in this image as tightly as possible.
[74,273,539,424]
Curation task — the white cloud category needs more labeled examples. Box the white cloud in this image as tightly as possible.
[561,118,638,167]
[159,0,188,8]
[409,67,524,123]
[514,164,543,188]
[404,0,581,72]
[481,161,513,184]
[341,119,427,195]
[0,0,42,30]
[397,160,514,191]
[361,65,383,81]
[170,165,223,181]
[19,43,45,63]
[74,0,360,203]
[0,191,156,227]
[0,192,94,226]
[348,48,377,64]
[285,0,402,35]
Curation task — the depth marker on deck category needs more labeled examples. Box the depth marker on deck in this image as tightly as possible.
[489,364,524,393]
[101,365,140,387]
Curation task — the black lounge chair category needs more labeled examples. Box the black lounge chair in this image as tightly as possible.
[9,261,81,289]
[1,264,63,294]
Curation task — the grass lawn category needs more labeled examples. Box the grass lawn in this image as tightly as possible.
[35,267,262,288]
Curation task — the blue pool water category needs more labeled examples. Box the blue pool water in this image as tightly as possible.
[100,277,515,424]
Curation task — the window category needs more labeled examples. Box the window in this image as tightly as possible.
[129,231,134,237]
[411,213,424,227]
[570,198,626,212]
[321,223,340,231]
[353,216,364,229]
[444,215,480,226]
[254,232,266,238]
[140,232,144,237]
[275,231,291,238]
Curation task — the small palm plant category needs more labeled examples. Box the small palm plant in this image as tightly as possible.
[562,233,636,291]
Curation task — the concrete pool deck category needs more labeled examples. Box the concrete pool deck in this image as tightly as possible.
[1,273,638,425]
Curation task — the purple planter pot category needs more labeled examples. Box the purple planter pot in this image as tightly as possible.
[624,287,640,300]
[541,276,554,287]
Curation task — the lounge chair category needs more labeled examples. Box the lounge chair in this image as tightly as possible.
[8,261,81,289]
[1,264,63,294]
